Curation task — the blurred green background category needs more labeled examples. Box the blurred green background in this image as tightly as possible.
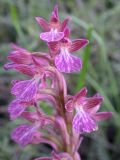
[0,0,120,160]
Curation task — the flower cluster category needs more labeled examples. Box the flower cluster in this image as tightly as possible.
[5,5,112,160]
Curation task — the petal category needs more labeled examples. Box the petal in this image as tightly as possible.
[61,18,70,31]
[53,5,58,18]
[83,96,103,112]
[11,79,38,102]
[4,62,17,70]
[14,64,36,76]
[55,49,82,73]
[9,44,33,64]
[73,110,98,133]
[94,112,113,121]
[32,54,50,67]
[48,41,59,53]
[35,17,50,31]
[65,99,74,112]
[69,39,89,53]
[11,124,37,146]
[21,111,39,122]
[8,99,26,120]
[40,31,64,42]
[11,80,31,96]
[75,87,87,100]
[64,28,70,38]
[50,5,59,22]
[20,80,38,102]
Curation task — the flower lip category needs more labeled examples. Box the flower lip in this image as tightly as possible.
[73,109,98,133]
[11,124,38,146]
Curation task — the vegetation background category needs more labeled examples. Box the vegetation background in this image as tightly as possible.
[0,0,120,159]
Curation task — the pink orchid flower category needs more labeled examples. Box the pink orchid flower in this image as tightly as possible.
[65,87,112,133]
[49,28,89,73]
[36,5,69,42]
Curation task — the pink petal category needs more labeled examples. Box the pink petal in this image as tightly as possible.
[73,110,98,133]
[11,43,28,52]
[65,99,74,112]
[8,99,26,120]
[35,17,50,31]
[20,80,38,102]
[69,39,89,53]
[83,96,103,111]
[53,5,58,18]
[14,64,36,76]
[55,50,82,73]
[75,87,87,99]
[11,80,31,96]
[11,79,38,102]
[8,44,33,64]
[11,124,37,146]
[40,31,64,42]
[64,28,70,38]
[48,41,59,53]
[4,62,17,70]
[32,54,50,67]
[61,18,70,31]
[21,111,39,122]
[94,112,113,121]
[50,5,59,22]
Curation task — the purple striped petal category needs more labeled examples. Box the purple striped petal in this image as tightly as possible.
[75,87,87,99]
[14,64,36,76]
[35,17,50,31]
[8,99,26,120]
[55,49,82,73]
[69,39,89,53]
[83,96,103,111]
[73,110,98,133]
[11,79,38,102]
[11,80,31,96]
[94,112,113,121]
[8,44,33,64]
[40,31,64,42]
[11,124,37,146]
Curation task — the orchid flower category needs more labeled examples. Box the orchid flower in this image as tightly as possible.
[65,87,112,133]
[36,5,69,42]
[49,28,89,73]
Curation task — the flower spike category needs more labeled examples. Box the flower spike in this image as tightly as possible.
[4,5,112,160]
